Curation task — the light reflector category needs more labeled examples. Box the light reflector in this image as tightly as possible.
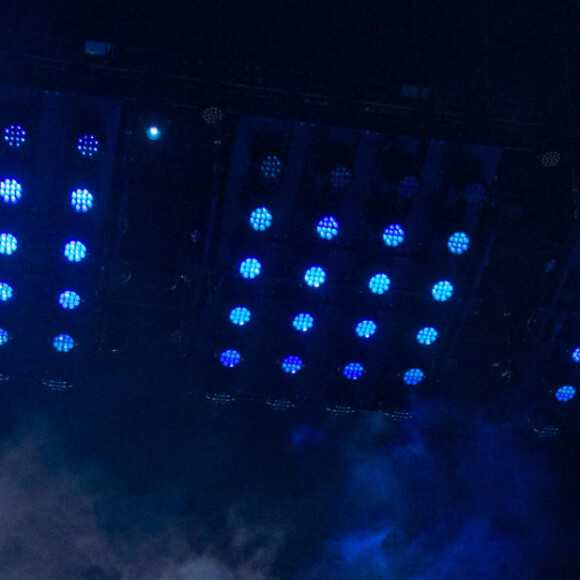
[0,282,13,301]
[403,368,424,385]
[343,362,364,380]
[58,291,81,310]
[0,328,8,345]
[304,266,326,288]
[448,232,470,255]
[4,124,26,149]
[317,216,339,240]
[229,307,251,326]
[293,313,314,332]
[0,179,22,204]
[383,224,405,247]
[432,280,454,302]
[77,134,99,158]
[282,355,303,374]
[556,385,576,402]
[369,273,390,294]
[260,155,283,179]
[71,188,94,213]
[417,327,438,345]
[355,320,377,338]
[0,233,17,255]
[220,349,241,367]
[53,334,75,352]
[250,207,273,231]
[330,166,352,188]
[239,258,262,279]
[64,241,87,263]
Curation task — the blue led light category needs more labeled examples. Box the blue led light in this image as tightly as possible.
[573,347,580,363]
[77,134,99,158]
[239,258,262,279]
[417,327,438,345]
[58,291,81,310]
[0,179,22,204]
[146,126,161,140]
[0,282,13,302]
[220,349,241,367]
[448,232,470,255]
[0,233,17,255]
[343,362,364,380]
[282,355,303,374]
[304,266,326,288]
[260,155,283,179]
[4,124,26,149]
[71,188,94,213]
[398,175,419,198]
[556,385,576,402]
[53,334,75,352]
[292,313,314,332]
[383,224,405,247]
[0,328,8,345]
[330,166,352,188]
[355,320,377,338]
[317,216,339,240]
[432,280,454,302]
[64,241,87,263]
[229,307,251,326]
[369,273,390,295]
[403,368,424,385]
[250,207,272,231]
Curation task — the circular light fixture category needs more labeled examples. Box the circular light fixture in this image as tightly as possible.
[403,368,424,385]
[229,307,251,326]
[239,258,262,279]
[432,280,454,302]
[317,216,339,240]
[304,266,326,288]
[249,207,273,231]
[555,385,575,402]
[417,327,438,345]
[448,232,470,255]
[220,349,241,367]
[343,362,364,380]
[383,224,405,247]
[355,320,377,338]
[292,313,314,332]
[146,126,161,140]
[53,334,75,352]
[369,273,390,295]
[282,355,303,374]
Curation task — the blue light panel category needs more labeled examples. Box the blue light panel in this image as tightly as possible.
[0,233,17,255]
[58,291,81,310]
[330,166,352,188]
[556,385,576,402]
[293,313,314,332]
[220,349,241,367]
[0,179,22,204]
[343,362,364,380]
[448,232,470,255]
[77,134,99,158]
[260,155,283,179]
[369,273,390,294]
[64,241,87,263]
[53,334,75,352]
[0,328,8,345]
[0,282,13,302]
[317,216,339,240]
[249,207,273,231]
[432,280,454,302]
[304,266,326,287]
[573,347,580,363]
[403,368,424,385]
[282,355,303,374]
[229,307,251,326]
[71,188,94,213]
[417,327,438,345]
[239,258,262,279]
[355,320,377,338]
[383,224,405,247]
[4,124,26,149]
[398,175,419,198]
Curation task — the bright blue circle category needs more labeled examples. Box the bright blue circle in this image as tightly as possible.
[146,126,161,140]
[343,362,364,380]
[229,307,251,326]
[0,179,22,204]
[448,232,470,255]
[369,273,390,295]
[58,291,81,310]
[432,280,454,302]
[4,124,26,149]
[250,207,272,231]
[220,349,241,367]
[64,241,87,262]
[53,334,75,352]
[403,368,424,385]
[304,266,326,288]
[417,327,438,345]
[77,134,99,158]
[317,216,339,240]
[239,258,262,279]
[556,385,576,402]
[355,320,377,338]
[0,282,13,302]
[0,328,8,345]
[282,355,303,374]
[572,347,580,363]
[383,224,405,247]
[293,313,314,332]
[71,189,94,213]
[0,233,17,255]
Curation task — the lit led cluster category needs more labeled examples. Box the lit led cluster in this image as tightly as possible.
[343,362,364,380]
[355,320,376,338]
[53,334,75,352]
[304,266,326,288]
[4,124,26,148]
[58,290,81,310]
[403,368,424,385]
[556,385,576,402]
[0,282,13,302]
[71,188,94,213]
[0,233,17,255]
[64,241,87,263]
[448,232,470,255]
[369,273,390,295]
[432,280,454,302]
[293,313,314,332]
[317,216,339,240]
[0,179,22,204]
[239,258,262,279]
[383,224,405,247]
[260,155,283,179]
[77,134,99,158]
[230,307,251,326]
[417,327,438,345]
[0,328,8,345]
[282,355,303,374]
[250,207,272,231]
[220,349,241,367]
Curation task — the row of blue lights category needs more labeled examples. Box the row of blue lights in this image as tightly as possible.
[0,287,81,309]
[0,329,76,352]
[0,180,95,212]
[0,235,88,262]
[259,157,353,189]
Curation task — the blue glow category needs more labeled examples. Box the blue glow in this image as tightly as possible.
[556,385,576,402]
[260,155,282,179]
[293,313,314,332]
[71,189,94,213]
[64,241,87,263]
[220,349,241,367]
[0,328,8,345]
[355,320,377,338]
[249,207,272,231]
[282,355,303,374]
[58,291,81,310]
[369,273,390,295]
[239,257,261,279]
[4,124,26,149]
[343,362,364,380]
[417,327,438,345]
[0,233,17,255]
[317,216,339,240]
[383,224,405,247]
[229,306,251,326]
[330,166,352,188]
[398,175,419,198]
[572,347,580,363]
[146,126,161,140]
[448,232,470,255]
[432,280,454,302]
[0,282,13,301]
[53,334,75,352]
[77,134,99,158]
[304,266,326,288]
[0,179,22,204]
[403,368,424,385]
